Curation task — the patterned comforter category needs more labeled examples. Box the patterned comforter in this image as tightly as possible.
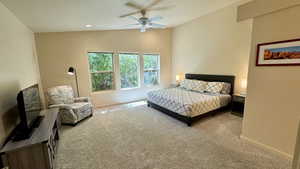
[147,87,231,117]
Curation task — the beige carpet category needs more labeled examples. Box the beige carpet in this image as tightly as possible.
[56,104,291,169]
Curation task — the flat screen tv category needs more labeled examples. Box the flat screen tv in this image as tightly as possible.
[15,84,43,140]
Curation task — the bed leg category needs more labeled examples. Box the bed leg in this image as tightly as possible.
[187,118,192,127]
[211,112,216,116]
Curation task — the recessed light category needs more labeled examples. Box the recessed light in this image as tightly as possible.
[85,24,93,28]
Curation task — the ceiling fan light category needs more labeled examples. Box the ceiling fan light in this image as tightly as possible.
[140,27,146,32]
[85,24,93,28]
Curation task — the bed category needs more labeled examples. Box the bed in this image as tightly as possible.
[147,74,235,126]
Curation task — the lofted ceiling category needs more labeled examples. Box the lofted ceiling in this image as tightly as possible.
[0,0,243,32]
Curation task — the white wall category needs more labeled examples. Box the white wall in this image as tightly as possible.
[239,1,300,157]
[238,0,300,21]
[0,2,41,145]
[172,2,252,94]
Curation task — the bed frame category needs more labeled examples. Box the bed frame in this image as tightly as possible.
[147,74,235,126]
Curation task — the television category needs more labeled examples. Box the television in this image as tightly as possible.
[14,84,43,140]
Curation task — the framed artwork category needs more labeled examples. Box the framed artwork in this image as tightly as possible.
[256,38,300,66]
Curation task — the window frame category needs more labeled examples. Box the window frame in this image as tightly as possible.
[87,52,115,92]
[143,53,161,86]
[87,52,161,92]
[118,52,141,90]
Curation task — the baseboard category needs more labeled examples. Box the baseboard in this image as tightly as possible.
[240,135,293,160]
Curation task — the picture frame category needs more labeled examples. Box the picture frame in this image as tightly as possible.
[256,38,300,66]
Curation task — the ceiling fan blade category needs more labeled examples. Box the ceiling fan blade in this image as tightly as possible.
[126,2,144,10]
[148,5,175,11]
[150,23,166,28]
[149,16,163,22]
[120,11,141,18]
[144,0,163,9]
[126,23,141,27]
[128,16,139,21]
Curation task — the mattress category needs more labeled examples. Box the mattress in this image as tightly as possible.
[147,87,231,117]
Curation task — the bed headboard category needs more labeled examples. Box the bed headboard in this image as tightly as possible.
[185,74,235,95]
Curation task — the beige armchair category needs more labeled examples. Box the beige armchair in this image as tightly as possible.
[47,85,93,125]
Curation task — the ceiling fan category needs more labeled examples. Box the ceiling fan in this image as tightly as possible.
[120,0,173,32]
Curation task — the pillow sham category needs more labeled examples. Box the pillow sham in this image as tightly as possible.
[205,82,224,94]
[221,83,231,94]
[179,79,189,89]
[192,80,208,92]
[180,79,207,92]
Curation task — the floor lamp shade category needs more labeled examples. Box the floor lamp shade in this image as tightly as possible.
[67,67,80,97]
[68,67,75,75]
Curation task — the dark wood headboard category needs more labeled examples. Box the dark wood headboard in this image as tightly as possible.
[185,74,235,95]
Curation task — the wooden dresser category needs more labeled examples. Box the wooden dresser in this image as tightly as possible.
[0,108,60,169]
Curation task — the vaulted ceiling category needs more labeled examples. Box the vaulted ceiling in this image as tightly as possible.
[0,0,243,32]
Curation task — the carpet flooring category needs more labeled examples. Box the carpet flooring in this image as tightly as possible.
[56,103,291,169]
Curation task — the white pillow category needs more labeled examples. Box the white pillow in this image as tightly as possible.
[179,79,189,89]
[180,79,193,90]
[180,79,207,92]
[205,82,224,94]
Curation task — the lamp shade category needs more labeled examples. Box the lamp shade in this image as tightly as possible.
[241,79,247,89]
[68,67,75,75]
[176,75,180,81]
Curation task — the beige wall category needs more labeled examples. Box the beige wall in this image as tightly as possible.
[0,2,41,145]
[172,2,252,94]
[35,29,172,107]
[241,4,300,157]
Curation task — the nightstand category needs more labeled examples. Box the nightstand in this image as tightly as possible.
[231,94,246,117]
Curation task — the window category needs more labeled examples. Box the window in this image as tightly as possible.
[88,52,114,92]
[143,54,160,85]
[87,52,159,92]
[119,53,139,89]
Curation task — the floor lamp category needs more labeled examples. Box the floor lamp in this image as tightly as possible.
[68,67,80,97]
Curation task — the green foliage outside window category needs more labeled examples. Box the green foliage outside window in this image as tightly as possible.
[144,54,159,69]
[144,54,160,85]
[88,52,114,92]
[90,72,113,92]
[88,53,113,72]
[119,54,139,89]
[88,52,159,91]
